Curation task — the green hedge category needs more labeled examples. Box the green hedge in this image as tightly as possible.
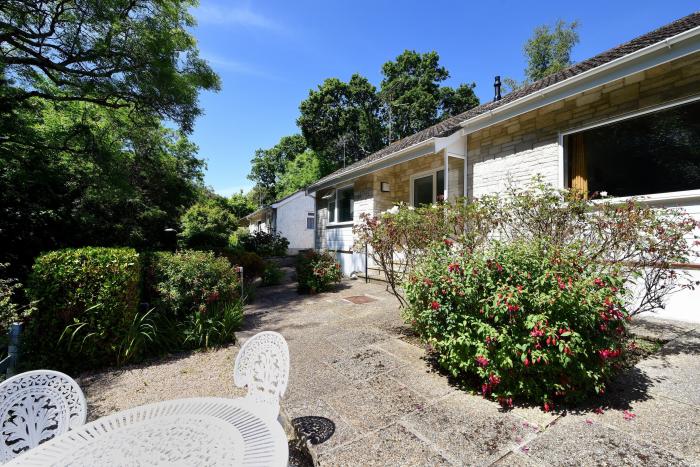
[25,247,141,371]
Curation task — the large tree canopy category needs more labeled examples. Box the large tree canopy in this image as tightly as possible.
[297,75,384,171]
[0,99,204,278]
[0,0,220,132]
[247,134,308,205]
[380,50,478,140]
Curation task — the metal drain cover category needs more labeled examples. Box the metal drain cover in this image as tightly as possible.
[292,416,336,445]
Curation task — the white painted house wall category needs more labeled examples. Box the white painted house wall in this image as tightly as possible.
[272,191,316,252]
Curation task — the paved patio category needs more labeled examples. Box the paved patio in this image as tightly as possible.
[79,275,700,466]
[241,277,700,466]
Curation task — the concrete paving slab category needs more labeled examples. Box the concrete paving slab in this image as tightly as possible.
[491,451,543,466]
[400,392,533,466]
[630,317,698,342]
[570,394,700,463]
[323,374,428,432]
[373,337,426,364]
[324,346,406,381]
[319,423,453,467]
[385,363,457,401]
[323,328,391,352]
[524,416,690,466]
[284,357,351,403]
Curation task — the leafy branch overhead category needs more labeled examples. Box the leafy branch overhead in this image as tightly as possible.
[0,0,220,133]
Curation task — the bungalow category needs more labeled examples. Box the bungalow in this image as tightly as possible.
[242,190,316,254]
[306,12,700,321]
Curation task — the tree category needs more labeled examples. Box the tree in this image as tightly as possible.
[179,198,238,249]
[297,75,384,171]
[380,50,479,140]
[0,0,219,133]
[277,150,323,198]
[0,98,204,280]
[228,191,257,219]
[505,20,579,91]
[247,134,308,205]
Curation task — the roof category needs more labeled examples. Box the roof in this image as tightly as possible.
[242,190,307,221]
[307,11,700,192]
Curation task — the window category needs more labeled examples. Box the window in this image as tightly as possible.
[566,100,700,198]
[411,170,445,206]
[307,212,315,230]
[326,186,354,223]
[337,187,354,222]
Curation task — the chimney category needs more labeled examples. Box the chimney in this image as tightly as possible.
[493,76,501,102]
[493,76,502,102]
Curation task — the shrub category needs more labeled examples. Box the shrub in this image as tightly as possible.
[405,239,629,408]
[146,250,240,320]
[296,250,342,293]
[240,231,289,257]
[0,263,26,332]
[182,300,243,349]
[25,247,141,370]
[225,251,266,282]
[178,199,238,249]
[262,261,284,286]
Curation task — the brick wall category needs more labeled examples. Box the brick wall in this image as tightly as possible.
[467,52,700,198]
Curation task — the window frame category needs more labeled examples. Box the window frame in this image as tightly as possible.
[557,94,700,204]
[326,184,354,226]
[306,212,315,230]
[409,169,445,207]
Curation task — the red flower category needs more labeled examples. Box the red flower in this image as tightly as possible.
[623,410,636,421]
[430,301,440,311]
[443,238,454,246]
[423,278,433,286]
[543,401,553,412]
[593,277,605,287]
[475,355,489,367]
[448,263,461,273]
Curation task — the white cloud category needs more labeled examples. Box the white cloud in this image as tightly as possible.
[194,3,279,30]
[200,52,278,79]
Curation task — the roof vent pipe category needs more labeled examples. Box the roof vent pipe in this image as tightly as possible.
[493,76,502,102]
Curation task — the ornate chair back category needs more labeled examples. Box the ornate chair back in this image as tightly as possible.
[233,332,289,420]
[0,370,87,462]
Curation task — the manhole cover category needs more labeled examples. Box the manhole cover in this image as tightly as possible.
[344,295,377,304]
[292,416,336,445]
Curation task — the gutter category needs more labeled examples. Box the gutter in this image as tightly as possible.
[306,137,437,194]
[459,25,700,135]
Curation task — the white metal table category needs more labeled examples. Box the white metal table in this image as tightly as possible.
[6,397,288,466]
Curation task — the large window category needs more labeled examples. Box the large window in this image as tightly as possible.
[567,100,700,198]
[327,186,354,223]
[411,170,445,206]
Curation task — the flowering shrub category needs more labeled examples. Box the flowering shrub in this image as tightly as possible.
[296,250,342,293]
[401,180,698,406]
[405,239,631,407]
[240,231,289,257]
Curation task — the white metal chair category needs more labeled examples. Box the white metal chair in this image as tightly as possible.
[0,370,87,462]
[234,331,289,421]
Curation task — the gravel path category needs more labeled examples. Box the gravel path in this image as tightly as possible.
[77,344,245,421]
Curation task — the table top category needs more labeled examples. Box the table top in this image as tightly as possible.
[7,397,288,467]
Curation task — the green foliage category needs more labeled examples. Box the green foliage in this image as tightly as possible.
[525,20,580,82]
[0,99,204,281]
[240,231,290,257]
[0,263,28,332]
[505,20,580,91]
[182,300,243,349]
[298,75,385,172]
[226,251,266,282]
[296,251,342,294]
[404,238,628,408]
[248,134,309,205]
[25,247,141,371]
[146,250,240,320]
[228,191,257,219]
[262,261,285,286]
[179,198,238,249]
[0,0,220,133]
[380,50,479,140]
[278,150,323,198]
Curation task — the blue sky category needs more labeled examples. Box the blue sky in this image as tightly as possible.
[189,0,699,197]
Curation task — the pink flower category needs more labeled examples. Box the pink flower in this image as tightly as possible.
[543,401,553,412]
[448,263,461,273]
[623,410,636,421]
[430,301,440,311]
[585,419,593,425]
[488,373,501,385]
[475,355,490,367]
[594,277,605,287]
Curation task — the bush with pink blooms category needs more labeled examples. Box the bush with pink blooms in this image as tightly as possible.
[401,180,698,408]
